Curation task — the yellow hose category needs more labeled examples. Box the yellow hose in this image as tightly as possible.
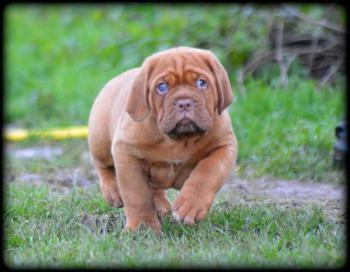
[4,126,88,141]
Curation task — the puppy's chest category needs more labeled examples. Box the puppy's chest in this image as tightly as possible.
[148,160,192,189]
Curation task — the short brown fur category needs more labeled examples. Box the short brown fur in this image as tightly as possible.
[88,47,238,233]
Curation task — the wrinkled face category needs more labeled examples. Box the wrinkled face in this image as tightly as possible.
[150,55,216,139]
[126,47,233,140]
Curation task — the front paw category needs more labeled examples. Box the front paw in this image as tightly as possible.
[172,189,212,225]
[124,214,161,234]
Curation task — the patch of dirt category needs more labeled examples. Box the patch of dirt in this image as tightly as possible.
[10,146,63,160]
[220,176,344,202]
[80,213,125,233]
[5,143,98,194]
[219,175,346,222]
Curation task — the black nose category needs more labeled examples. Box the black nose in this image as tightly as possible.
[175,98,194,112]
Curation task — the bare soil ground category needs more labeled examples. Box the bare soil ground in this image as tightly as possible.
[220,175,345,223]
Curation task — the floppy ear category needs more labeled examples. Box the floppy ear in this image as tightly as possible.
[204,51,233,114]
[126,67,150,122]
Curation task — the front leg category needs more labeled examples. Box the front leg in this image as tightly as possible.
[173,138,237,225]
[114,144,161,233]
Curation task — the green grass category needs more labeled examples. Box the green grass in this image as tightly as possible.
[4,4,269,128]
[231,78,344,181]
[4,183,345,268]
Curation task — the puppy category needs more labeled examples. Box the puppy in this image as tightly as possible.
[88,47,238,233]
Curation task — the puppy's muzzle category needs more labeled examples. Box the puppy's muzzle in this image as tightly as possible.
[168,98,205,139]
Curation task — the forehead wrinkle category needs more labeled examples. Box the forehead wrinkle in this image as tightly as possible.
[150,70,178,87]
[156,56,183,83]
[173,55,184,83]
[184,67,213,81]
[152,52,211,85]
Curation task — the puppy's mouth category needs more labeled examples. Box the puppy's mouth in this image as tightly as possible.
[167,118,205,139]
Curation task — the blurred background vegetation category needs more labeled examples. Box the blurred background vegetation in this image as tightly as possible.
[4,4,345,181]
[5,4,345,127]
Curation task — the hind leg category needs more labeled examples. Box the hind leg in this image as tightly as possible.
[94,164,123,208]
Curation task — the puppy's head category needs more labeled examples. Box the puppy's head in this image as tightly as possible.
[126,47,233,139]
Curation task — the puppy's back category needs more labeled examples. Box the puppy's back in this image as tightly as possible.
[88,68,140,166]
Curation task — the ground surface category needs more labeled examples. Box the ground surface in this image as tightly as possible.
[4,140,346,268]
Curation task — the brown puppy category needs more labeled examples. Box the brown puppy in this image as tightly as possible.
[88,47,238,233]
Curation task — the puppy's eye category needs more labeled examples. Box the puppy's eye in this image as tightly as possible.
[196,79,207,89]
[156,82,169,94]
